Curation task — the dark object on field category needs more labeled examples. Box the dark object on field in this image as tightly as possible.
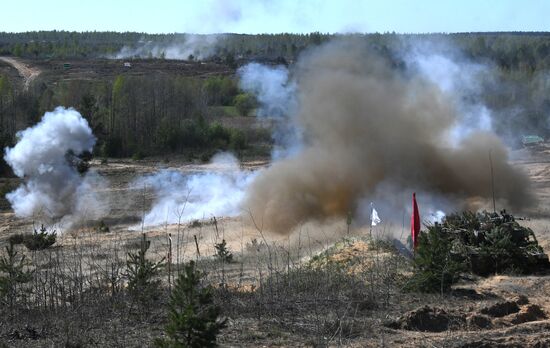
[386,306,465,332]
[189,219,202,228]
[12,225,57,251]
[440,210,550,276]
[511,304,547,324]
[466,314,493,330]
[8,233,27,246]
[96,220,110,233]
[392,238,413,259]
[480,301,520,317]
[65,149,91,175]
[7,326,46,340]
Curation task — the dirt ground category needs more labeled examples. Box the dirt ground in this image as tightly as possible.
[2,145,550,347]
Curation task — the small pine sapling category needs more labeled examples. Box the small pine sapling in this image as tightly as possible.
[155,261,226,348]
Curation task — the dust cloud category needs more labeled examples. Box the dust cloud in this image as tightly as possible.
[244,40,533,234]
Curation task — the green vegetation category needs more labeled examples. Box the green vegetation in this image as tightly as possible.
[96,220,110,233]
[444,211,547,275]
[404,225,466,294]
[405,211,549,293]
[0,70,260,159]
[0,243,33,307]
[0,31,327,60]
[233,93,256,116]
[126,234,165,303]
[9,225,57,251]
[214,239,233,263]
[2,31,550,159]
[155,261,226,348]
[208,106,241,117]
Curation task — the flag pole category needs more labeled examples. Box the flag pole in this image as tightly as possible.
[489,150,496,214]
[369,202,374,239]
[411,193,420,252]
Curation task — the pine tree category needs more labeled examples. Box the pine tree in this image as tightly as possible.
[0,243,33,307]
[126,234,164,303]
[214,239,233,263]
[405,224,466,293]
[155,261,226,348]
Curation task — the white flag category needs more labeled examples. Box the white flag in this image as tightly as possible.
[370,203,381,226]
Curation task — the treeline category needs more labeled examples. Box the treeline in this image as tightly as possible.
[0,31,330,61]
[0,72,265,174]
[3,31,550,69]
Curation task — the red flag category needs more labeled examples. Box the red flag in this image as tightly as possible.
[411,192,420,249]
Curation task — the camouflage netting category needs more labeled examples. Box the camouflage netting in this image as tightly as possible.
[435,210,550,276]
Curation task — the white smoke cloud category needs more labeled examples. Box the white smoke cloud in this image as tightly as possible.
[134,63,300,228]
[404,41,495,146]
[134,152,257,227]
[238,62,301,159]
[238,63,296,118]
[114,34,221,60]
[4,107,108,224]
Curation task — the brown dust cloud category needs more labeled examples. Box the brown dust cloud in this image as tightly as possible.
[244,39,533,234]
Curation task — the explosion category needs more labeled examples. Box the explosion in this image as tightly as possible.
[243,40,533,233]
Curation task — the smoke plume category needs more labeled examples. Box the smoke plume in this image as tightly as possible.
[244,39,534,234]
[135,152,256,227]
[114,34,221,60]
[4,107,107,223]
[238,63,300,158]
[404,40,495,146]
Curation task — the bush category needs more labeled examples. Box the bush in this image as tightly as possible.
[155,261,226,348]
[126,234,164,303]
[96,220,110,233]
[207,123,231,149]
[233,93,256,116]
[154,117,246,153]
[132,150,144,161]
[22,225,57,251]
[229,129,247,150]
[204,77,238,106]
[0,243,33,307]
[7,233,26,246]
[442,211,548,276]
[404,224,466,294]
[214,239,233,263]
[405,210,550,293]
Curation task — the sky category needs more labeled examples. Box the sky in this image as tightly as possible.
[2,0,550,34]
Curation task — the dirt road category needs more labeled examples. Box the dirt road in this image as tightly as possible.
[0,56,41,90]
